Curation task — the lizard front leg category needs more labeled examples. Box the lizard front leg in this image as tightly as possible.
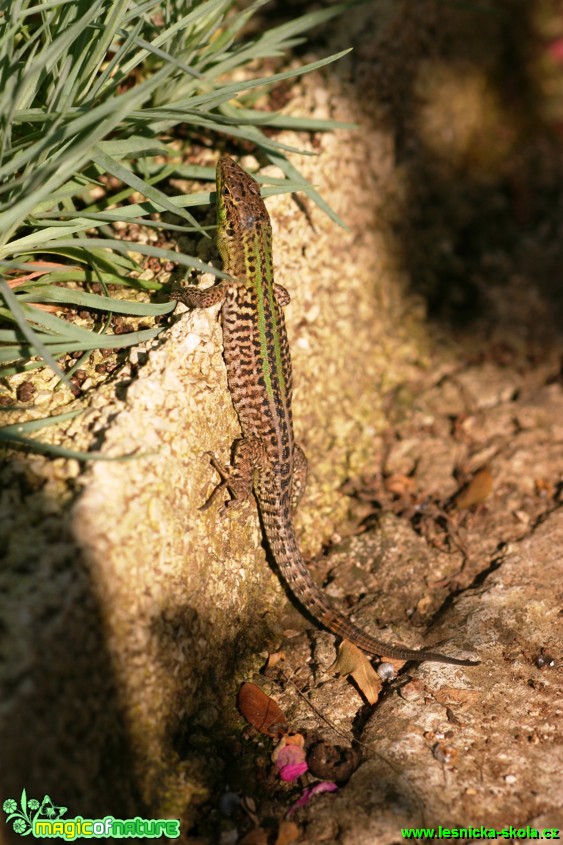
[172,279,231,310]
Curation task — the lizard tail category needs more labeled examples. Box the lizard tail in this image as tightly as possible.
[262,507,479,667]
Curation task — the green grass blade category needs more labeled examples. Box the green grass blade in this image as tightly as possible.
[0,410,146,460]
[19,285,174,316]
[90,146,205,234]
[0,278,73,387]
[16,238,228,279]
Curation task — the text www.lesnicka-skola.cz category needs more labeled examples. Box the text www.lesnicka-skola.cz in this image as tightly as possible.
[401,826,560,839]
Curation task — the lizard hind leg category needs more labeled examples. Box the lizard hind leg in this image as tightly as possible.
[273,283,291,306]
[200,438,264,513]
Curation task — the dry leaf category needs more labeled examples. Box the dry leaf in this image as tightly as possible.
[264,651,286,670]
[275,820,301,845]
[385,473,417,496]
[535,478,554,499]
[416,594,432,615]
[240,795,259,826]
[237,682,287,737]
[329,640,383,705]
[272,732,305,760]
[453,467,493,509]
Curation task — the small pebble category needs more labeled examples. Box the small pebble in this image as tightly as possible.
[377,662,395,681]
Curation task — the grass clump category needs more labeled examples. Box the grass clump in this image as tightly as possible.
[0,0,353,453]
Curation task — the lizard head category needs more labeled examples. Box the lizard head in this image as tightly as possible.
[217,155,270,232]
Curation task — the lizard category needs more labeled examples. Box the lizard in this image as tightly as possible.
[173,154,479,667]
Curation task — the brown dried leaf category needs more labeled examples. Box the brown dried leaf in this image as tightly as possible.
[237,682,288,738]
[329,640,383,705]
[453,467,493,509]
[275,821,301,845]
[271,732,305,763]
[264,651,286,670]
[416,594,432,615]
[385,473,417,496]
[535,478,554,499]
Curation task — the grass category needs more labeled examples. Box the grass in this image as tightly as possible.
[0,0,356,454]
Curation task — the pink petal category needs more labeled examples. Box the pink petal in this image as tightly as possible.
[289,781,338,812]
[278,761,309,782]
[275,745,307,768]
